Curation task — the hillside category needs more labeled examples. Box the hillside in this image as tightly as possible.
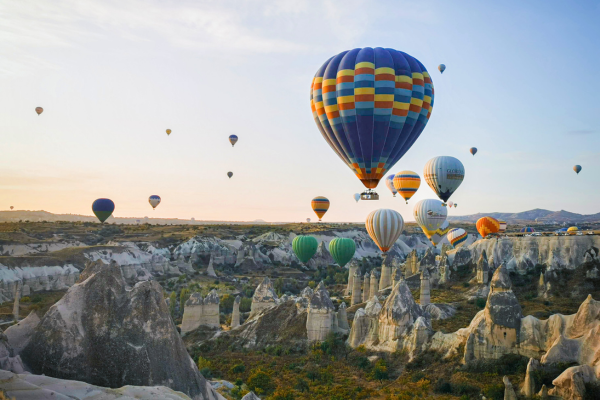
[448,208,600,224]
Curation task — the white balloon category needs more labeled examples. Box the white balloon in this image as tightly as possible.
[423,156,465,203]
[365,209,404,253]
[413,199,447,241]
[430,219,450,246]
[148,195,161,209]
[447,228,468,248]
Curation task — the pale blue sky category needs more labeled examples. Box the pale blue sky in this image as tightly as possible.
[1,0,599,222]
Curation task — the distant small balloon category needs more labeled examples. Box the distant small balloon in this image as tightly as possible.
[229,135,238,147]
[92,198,115,223]
[35,107,43,116]
[574,165,582,174]
[448,201,454,208]
[306,218,311,223]
[385,174,397,197]
[166,129,172,135]
[10,206,13,210]
[353,193,360,203]
[470,147,477,156]
[454,203,457,208]
[227,171,233,178]
[438,64,446,73]
[149,195,161,210]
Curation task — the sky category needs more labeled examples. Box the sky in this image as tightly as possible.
[1,0,600,222]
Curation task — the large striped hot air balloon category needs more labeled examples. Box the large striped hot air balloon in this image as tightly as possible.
[149,195,161,210]
[292,235,318,264]
[447,228,468,248]
[365,209,404,253]
[385,174,397,197]
[311,196,330,221]
[413,199,447,243]
[229,135,238,147]
[498,220,507,233]
[520,227,535,233]
[424,156,465,204]
[393,170,421,204]
[476,217,500,238]
[329,238,356,267]
[430,219,450,246]
[310,47,434,191]
[92,198,115,223]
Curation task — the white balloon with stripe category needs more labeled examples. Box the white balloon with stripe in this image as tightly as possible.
[365,209,404,253]
[413,199,447,241]
[423,156,465,203]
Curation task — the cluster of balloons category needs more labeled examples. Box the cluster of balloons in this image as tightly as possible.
[292,235,356,267]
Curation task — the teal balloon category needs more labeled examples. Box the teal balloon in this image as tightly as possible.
[292,235,318,264]
[329,238,356,267]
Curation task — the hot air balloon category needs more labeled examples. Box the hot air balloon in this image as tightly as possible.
[92,198,115,223]
[393,171,421,204]
[574,165,582,174]
[385,174,397,197]
[9,206,13,210]
[35,107,43,116]
[470,147,477,156]
[520,227,535,233]
[567,226,579,235]
[227,171,233,179]
[413,199,447,243]
[454,203,457,208]
[424,156,465,204]
[353,193,361,203]
[448,201,454,208]
[365,209,404,253]
[292,235,318,264]
[311,196,330,221]
[447,228,468,248]
[229,135,238,147]
[149,195,161,210]
[498,220,507,233]
[306,218,311,223]
[476,217,500,238]
[430,219,450,246]
[438,64,446,73]
[329,238,356,267]
[166,129,171,135]
[310,47,434,198]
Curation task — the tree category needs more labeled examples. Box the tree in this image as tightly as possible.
[169,291,177,317]
[221,294,235,313]
[274,277,285,296]
[179,288,190,314]
[247,369,274,395]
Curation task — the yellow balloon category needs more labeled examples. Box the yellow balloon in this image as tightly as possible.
[166,129,172,135]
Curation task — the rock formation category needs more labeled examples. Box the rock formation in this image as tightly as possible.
[379,257,393,290]
[351,269,362,306]
[520,358,541,397]
[476,250,489,284]
[346,259,360,295]
[348,296,382,348]
[362,271,371,302]
[4,310,39,356]
[250,277,279,317]
[548,364,598,399]
[307,241,334,269]
[12,281,20,321]
[20,260,219,400]
[0,370,198,400]
[241,392,261,400]
[392,267,402,288]
[181,290,221,333]
[503,376,517,400]
[0,329,25,374]
[370,269,379,299]
[420,268,431,306]
[337,302,349,330]
[206,257,218,277]
[306,282,335,341]
[231,295,241,328]
[418,247,436,271]
[404,249,419,276]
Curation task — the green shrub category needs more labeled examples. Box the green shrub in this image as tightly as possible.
[246,369,274,394]
[230,363,245,374]
[475,298,486,309]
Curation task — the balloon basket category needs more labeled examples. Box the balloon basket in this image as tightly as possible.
[360,190,379,200]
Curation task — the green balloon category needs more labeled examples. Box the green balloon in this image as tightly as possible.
[329,238,356,267]
[292,235,318,264]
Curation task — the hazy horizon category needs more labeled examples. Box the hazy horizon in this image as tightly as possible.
[2,1,599,223]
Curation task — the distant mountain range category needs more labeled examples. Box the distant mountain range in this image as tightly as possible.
[0,210,274,225]
[448,208,600,224]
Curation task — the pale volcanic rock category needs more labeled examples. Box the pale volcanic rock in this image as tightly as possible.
[419,268,431,306]
[20,260,219,400]
[250,277,279,317]
[347,296,382,348]
[549,364,598,400]
[306,282,335,341]
[231,296,241,328]
[337,302,349,331]
[4,310,40,355]
[241,392,261,400]
[307,241,334,269]
[520,358,541,397]
[346,259,360,295]
[351,269,362,306]
[362,271,371,302]
[503,376,517,400]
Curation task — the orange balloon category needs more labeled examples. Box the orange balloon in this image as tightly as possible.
[476,216,500,238]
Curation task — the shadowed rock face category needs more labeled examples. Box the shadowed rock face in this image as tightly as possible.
[485,265,522,329]
[20,260,219,400]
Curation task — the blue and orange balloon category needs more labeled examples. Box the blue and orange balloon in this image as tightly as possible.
[229,135,238,147]
[92,198,115,223]
[310,47,434,190]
